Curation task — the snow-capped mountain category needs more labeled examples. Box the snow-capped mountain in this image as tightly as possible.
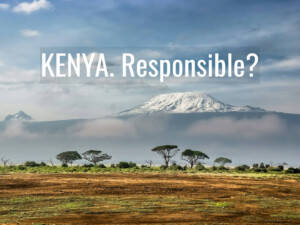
[4,111,33,121]
[118,92,265,116]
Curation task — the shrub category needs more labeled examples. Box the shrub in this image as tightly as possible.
[129,162,137,168]
[117,161,130,168]
[17,165,26,170]
[110,164,116,168]
[253,168,267,173]
[217,166,228,171]
[169,164,183,170]
[24,161,39,167]
[278,165,284,171]
[159,165,167,170]
[211,166,217,170]
[83,163,94,168]
[96,163,106,168]
[195,163,205,171]
[39,162,47,167]
[235,165,250,171]
[267,166,282,172]
[286,167,300,173]
[252,163,259,169]
[61,163,68,167]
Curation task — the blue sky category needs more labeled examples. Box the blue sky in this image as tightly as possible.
[0,0,299,120]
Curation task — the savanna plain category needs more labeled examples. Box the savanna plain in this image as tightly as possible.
[0,172,300,224]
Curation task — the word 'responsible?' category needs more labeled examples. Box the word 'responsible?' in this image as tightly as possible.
[41,52,259,82]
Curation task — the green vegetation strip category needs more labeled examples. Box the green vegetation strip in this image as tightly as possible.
[0,195,234,223]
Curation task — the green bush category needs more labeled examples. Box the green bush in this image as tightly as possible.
[267,166,282,172]
[24,161,39,167]
[61,163,68,167]
[211,166,217,170]
[117,161,129,168]
[195,164,205,171]
[83,163,94,168]
[235,165,250,171]
[96,163,106,168]
[17,165,26,170]
[286,167,300,173]
[159,165,167,170]
[39,162,47,167]
[278,165,284,171]
[169,164,184,170]
[259,163,265,169]
[217,166,228,171]
[252,163,259,169]
[129,162,137,168]
[253,168,267,173]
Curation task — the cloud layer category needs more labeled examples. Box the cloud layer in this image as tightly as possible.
[0,3,9,10]
[186,115,286,138]
[13,0,51,14]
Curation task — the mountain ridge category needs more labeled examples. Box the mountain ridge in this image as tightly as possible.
[117,92,265,116]
[4,111,33,121]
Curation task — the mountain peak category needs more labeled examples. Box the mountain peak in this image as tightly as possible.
[118,92,265,116]
[4,111,33,121]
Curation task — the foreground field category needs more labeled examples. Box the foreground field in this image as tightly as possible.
[0,173,300,224]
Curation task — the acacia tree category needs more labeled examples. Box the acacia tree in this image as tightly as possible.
[151,145,179,167]
[56,151,82,165]
[1,158,10,167]
[47,158,55,166]
[82,150,112,165]
[214,157,232,166]
[145,160,153,168]
[181,149,209,168]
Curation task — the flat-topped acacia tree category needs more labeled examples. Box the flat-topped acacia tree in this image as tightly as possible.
[214,157,232,167]
[56,151,82,166]
[181,149,209,168]
[82,150,112,165]
[151,145,179,167]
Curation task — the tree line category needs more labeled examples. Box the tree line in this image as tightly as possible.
[1,144,298,173]
[52,145,232,169]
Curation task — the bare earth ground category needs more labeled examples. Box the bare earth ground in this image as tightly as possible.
[0,173,300,224]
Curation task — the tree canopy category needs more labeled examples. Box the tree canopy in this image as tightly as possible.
[82,150,112,165]
[151,145,179,167]
[56,151,82,165]
[214,157,232,166]
[181,149,209,168]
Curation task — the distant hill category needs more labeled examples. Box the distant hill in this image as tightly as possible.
[4,111,33,121]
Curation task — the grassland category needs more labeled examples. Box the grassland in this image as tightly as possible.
[0,172,300,224]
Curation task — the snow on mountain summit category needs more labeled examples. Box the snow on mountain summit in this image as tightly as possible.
[4,111,33,121]
[118,92,265,116]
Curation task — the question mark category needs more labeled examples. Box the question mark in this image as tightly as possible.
[247,53,258,77]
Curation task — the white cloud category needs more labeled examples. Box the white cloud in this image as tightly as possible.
[13,0,51,14]
[186,115,286,138]
[0,3,10,10]
[0,68,38,84]
[261,56,300,72]
[0,122,38,139]
[21,29,40,37]
[70,119,137,138]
